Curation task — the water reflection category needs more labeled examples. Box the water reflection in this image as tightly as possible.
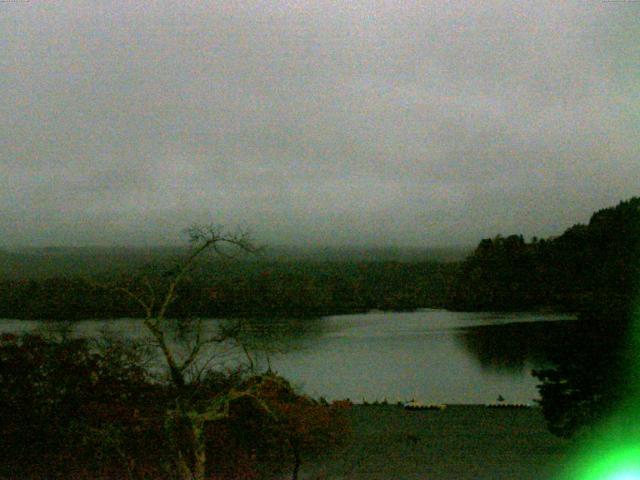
[455,320,578,373]
[233,316,326,348]
[0,311,577,403]
[226,317,327,371]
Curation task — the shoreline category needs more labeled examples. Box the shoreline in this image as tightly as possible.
[302,404,573,480]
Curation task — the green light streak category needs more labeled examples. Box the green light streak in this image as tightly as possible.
[608,472,640,480]
[566,444,640,480]
[559,301,640,479]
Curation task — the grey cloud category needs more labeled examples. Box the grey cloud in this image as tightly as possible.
[1,0,638,247]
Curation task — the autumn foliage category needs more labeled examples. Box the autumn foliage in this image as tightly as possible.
[0,333,350,479]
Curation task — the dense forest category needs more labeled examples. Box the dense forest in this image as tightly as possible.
[0,258,455,320]
[447,197,640,315]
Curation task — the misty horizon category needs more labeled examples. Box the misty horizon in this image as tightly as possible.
[2,1,638,249]
[1,194,629,251]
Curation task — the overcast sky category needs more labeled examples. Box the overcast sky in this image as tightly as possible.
[1,1,638,248]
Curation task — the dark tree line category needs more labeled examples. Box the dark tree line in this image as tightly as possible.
[447,197,640,315]
[450,197,640,437]
[0,261,454,321]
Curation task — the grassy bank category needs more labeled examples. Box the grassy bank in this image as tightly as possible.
[301,404,573,480]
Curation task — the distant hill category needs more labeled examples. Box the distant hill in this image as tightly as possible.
[0,246,181,280]
[0,244,471,280]
[262,245,471,263]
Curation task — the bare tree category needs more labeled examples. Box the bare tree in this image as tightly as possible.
[103,226,257,384]
[92,224,274,480]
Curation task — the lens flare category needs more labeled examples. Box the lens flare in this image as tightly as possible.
[608,472,640,480]
[559,302,640,480]
[573,446,640,479]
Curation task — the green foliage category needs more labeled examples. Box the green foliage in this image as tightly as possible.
[527,198,640,438]
[446,234,540,310]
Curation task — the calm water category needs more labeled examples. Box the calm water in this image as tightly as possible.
[0,309,575,404]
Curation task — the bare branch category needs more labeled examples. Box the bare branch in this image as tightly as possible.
[142,276,157,312]
[114,286,153,318]
[190,343,237,386]
[85,276,153,318]
[177,322,204,373]
[156,280,178,321]
[241,341,256,373]
[88,223,260,404]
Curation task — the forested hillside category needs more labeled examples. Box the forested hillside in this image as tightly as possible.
[0,260,455,320]
[447,197,640,314]
[445,197,640,437]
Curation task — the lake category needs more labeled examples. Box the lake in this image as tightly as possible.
[0,309,575,404]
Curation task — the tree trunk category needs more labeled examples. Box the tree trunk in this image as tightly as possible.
[169,402,207,480]
[291,444,301,480]
[192,422,207,480]
[172,425,207,480]
[175,452,194,480]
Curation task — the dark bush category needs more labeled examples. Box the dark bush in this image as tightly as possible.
[0,332,170,479]
[0,334,349,479]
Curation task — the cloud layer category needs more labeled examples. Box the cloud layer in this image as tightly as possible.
[2,1,638,247]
